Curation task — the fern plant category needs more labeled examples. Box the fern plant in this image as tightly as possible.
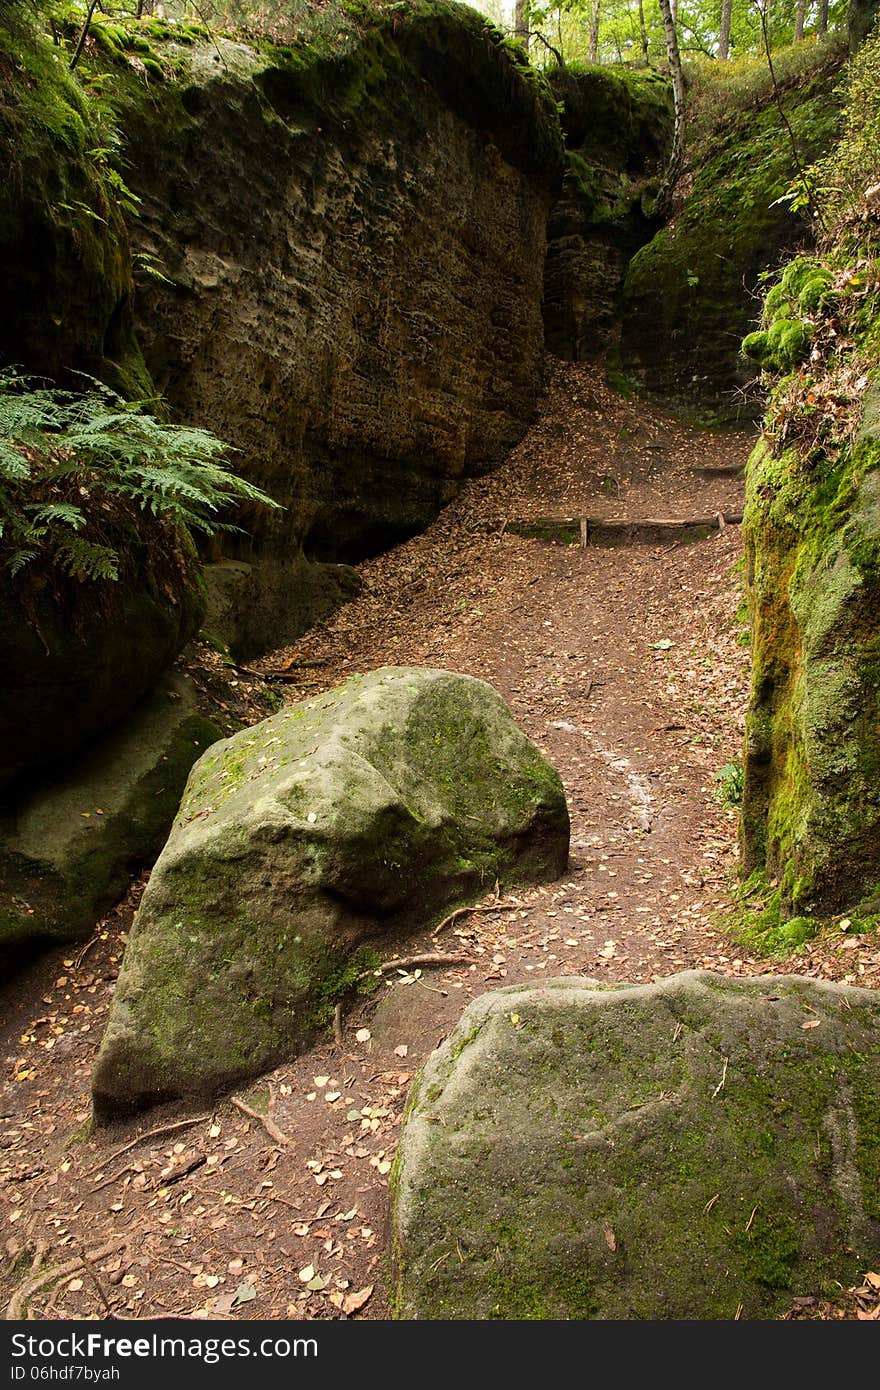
[0,369,279,591]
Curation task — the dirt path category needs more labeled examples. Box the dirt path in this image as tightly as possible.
[2,360,875,1323]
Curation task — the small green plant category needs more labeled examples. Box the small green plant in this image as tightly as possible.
[713,759,744,809]
[0,369,279,587]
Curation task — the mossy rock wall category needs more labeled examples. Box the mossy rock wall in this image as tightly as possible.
[392,971,880,1319]
[108,3,564,656]
[618,55,843,419]
[0,12,147,393]
[0,512,206,789]
[543,64,673,361]
[0,674,221,958]
[91,667,570,1120]
[741,415,880,915]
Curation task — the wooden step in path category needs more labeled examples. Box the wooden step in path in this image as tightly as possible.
[505,512,743,548]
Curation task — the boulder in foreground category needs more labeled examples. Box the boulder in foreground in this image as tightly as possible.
[92,667,569,1119]
[392,971,880,1319]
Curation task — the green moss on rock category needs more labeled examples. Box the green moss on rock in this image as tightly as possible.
[0,674,221,956]
[392,971,880,1319]
[619,51,844,418]
[91,667,570,1120]
[0,10,145,388]
[543,64,673,360]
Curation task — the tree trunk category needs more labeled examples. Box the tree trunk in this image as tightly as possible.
[794,0,807,41]
[718,0,733,59]
[655,0,685,217]
[515,0,529,50]
[69,0,100,70]
[589,1,601,62]
[817,0,829,36]
[638,0,650,63]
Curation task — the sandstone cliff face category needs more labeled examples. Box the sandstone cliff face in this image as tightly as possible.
[543,64,672,362]
[115,6,564,654]
[618,50,843,420]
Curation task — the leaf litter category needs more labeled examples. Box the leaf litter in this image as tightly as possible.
[1,362,876,1321]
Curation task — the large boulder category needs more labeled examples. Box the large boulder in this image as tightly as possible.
[0,674,222,957]
[108,4,565,656]
[392,971,880,1320]
[92,667,570,1119]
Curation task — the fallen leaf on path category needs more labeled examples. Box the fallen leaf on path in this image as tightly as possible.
[343,1285,374,1315]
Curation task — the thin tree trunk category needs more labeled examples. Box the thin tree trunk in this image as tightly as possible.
[638,0,650,63]
[670,0,678,23]
[589,1,601,62]
[69,0,100,70]
[817,0,829,36]
[794,0,807,41]
[515,0,530,50]
[718,0,733,59]
[656,0,685,217]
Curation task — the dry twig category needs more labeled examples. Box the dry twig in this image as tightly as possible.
[358,952,469,980]
[6,1240,126,1320]
[230,1094,289,1148]
[82,1115,212,1180]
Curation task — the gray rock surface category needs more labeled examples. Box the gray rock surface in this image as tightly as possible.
[115,5,564,655]
[392,970,880,1319]
[0,674,221,957]
[92,667,569,1119]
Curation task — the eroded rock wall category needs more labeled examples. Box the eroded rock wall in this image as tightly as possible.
[114,5,564,654]
[543,64,672,361]
[618,50,843,420]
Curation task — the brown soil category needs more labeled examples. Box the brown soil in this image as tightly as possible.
[2,360,878,1323]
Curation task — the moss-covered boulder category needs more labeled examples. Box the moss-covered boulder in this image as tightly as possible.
[392,971,880,1320]
[102,2,564,656]
[91,667,569,1119]
[618,48,844,419]
[543,64,673,360]
[0,674,221,957]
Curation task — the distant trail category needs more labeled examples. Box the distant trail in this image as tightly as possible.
[266,358,755,987]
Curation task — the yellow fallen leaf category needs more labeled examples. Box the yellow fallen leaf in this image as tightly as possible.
[298,1264,315,1283]
[343,1284,374,1316]
[510,1013,520,1026]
